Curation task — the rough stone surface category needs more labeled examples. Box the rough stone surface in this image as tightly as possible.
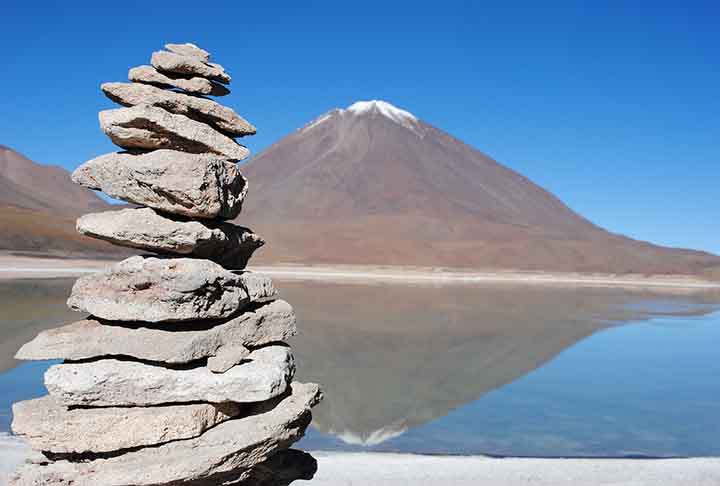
[99,105,249,160]
[12,397,243,454]
[73,150,246,220]
[10,383,320,486]
[208,344,251,373]
[165,43,210,62]
[45,345,295,407]
[241,271,277,302]
[76,208,264,267]
[67,256,276,323]
[129,65,229,96]
[102,82,256,137]
[209,449,318,486]
[9,42,321,486]
[152,50,231,84]
[16,299,296,364]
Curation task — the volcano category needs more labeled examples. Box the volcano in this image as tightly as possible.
[239,100,720,276]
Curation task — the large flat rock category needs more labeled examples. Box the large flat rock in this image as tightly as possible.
[207,344,251,373]
[129,65,229,96]
[72,150,247,219]
[77,208,263,268]
[152,50,231,84]
[99,105,249,160]
[67,256,276,322]
[16,299,296,363]
[12,396,243,454]
[102,82,255,137]
[10,383,321,486]
[165,43,210,62]
[45,344,295,406]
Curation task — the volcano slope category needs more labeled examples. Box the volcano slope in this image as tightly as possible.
[238,101,720,277]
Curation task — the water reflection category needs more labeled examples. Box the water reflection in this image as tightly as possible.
[0,279,77,373]
[1,278,719,456]
[278,281,720,451]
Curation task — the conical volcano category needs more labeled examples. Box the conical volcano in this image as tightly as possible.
[239,100,720,276]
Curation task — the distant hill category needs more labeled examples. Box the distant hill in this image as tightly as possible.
[239,100,720,277]
[0,145,109,214]
[0,145,125,257]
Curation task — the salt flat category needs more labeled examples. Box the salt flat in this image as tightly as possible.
[0,254,718,290]
[0,435,31,485]
[250,264,720,289]
[0,254,108,280]
[3,441,720,486]
[310,452,720,486]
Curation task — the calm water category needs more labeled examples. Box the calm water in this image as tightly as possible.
[1,278,720,457]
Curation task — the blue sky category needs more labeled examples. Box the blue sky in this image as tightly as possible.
[2,1,718,253]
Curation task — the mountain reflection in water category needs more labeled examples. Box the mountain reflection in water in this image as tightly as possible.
[1,277,719,456]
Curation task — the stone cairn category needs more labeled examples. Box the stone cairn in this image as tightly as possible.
[11,43,322,486]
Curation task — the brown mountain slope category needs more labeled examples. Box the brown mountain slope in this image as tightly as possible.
[0,145,108,214]
[238,101,720,276]
[0,145,125,257]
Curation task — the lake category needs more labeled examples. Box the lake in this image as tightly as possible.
[1,277,720,458]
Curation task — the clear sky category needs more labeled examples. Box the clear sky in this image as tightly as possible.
[2,1,718,253]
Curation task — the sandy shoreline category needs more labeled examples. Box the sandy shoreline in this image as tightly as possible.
[0,254,718,289]
[2,437,719,486]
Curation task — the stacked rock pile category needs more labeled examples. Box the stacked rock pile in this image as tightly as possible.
[11,43,322,486]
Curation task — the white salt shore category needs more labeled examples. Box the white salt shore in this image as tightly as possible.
[2,436,720,486]
[0,435,31,485]
[1,254,718,290]
[310,451,720,486]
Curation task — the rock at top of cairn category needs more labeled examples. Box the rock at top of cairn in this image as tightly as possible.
[152,50,231,84]
[129,65,230,96]
[165,42,210,62]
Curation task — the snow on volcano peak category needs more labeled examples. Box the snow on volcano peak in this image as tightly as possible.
[346,100,418,126]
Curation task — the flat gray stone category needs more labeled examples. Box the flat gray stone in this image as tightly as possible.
[165,43,210,62]
[207,344,251,373]
[72,150,247,219]
[102,82,255,137]
[16,299,296,364]
[45,345,295,406]
[67,256,276,323]
[129,65,229,96]
[10,383,321,486]
[152,50,230,84]
[76,208,263,268]
[12,396,243,454]
[99,105,249,160]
